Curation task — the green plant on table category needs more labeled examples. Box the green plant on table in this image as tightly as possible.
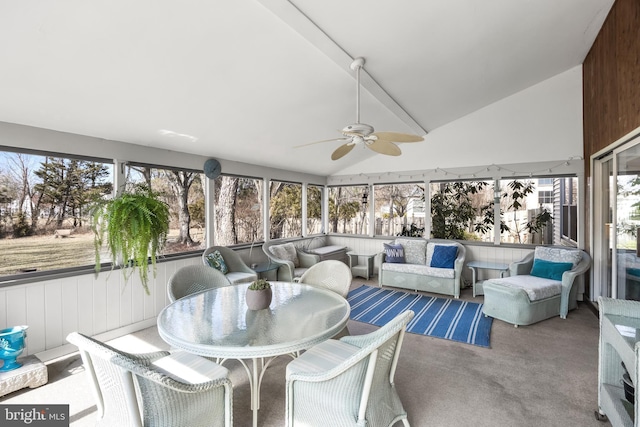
[91,185,170,295]
[248,278,271,291]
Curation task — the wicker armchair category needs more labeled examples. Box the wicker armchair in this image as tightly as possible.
[168,265,232,302]
[202,246,258,284]
[262,240,320,282]
[67,332,232,427]
[285,310,414,427]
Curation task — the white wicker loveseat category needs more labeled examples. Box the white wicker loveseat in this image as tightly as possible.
[482,246,591,327]
[376,238,466,298]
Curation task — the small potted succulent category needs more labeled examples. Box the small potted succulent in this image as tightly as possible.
[246,278,272,310]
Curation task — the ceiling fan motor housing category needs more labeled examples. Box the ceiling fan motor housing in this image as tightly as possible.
[342,123,374,136]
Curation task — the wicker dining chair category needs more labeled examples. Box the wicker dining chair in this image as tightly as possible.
[168,265,233,302]
[296,260,353,338]
[297,260,352,298]
[285,310,414,427]
[67,332,233,427]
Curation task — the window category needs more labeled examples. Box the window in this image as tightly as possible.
[538,191,553,205]
[307,184,323,235]
[212,175,264,245]
[560,177,578,242]
[429,180,493,241]
[0,149,113,277]
[374,183,424,237]
[328,185,368,234]
[498,177,573,245]
[125,164,206,254]
[270,180,302,239]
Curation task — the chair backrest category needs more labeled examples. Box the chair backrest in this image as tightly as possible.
[298,260,352,298]
[66,332,160,427]
[262,240,299,266]
[67,332,233,427]
[168,265,232,302]
[203,246,254,274]
[338,310,414,421]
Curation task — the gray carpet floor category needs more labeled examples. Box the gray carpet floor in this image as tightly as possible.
[2,279,610,427]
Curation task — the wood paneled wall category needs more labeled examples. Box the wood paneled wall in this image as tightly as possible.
[583,0,640,172]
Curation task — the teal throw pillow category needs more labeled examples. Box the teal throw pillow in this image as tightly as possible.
[530,259,573,281]
[384,243,405,263]
[430,245,458,269]
[206,250,229,274]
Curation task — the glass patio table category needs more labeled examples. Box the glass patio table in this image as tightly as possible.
[157,281,350,427]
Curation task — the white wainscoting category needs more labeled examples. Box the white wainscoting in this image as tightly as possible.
[0,257,202,362]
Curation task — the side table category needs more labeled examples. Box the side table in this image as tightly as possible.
[250,262,280,281]
[467,261,509,297]
[348,252,375,280]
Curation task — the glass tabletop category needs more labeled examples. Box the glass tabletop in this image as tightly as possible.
[250,262,280,273]
[157,282,350,359]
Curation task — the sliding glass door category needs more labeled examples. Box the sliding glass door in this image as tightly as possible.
[594,133,640,300]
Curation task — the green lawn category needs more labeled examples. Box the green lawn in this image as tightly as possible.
[0,232,99,275]
[0,228,203,276]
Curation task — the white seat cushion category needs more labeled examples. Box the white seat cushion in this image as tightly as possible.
[152,351,229,384]
[286,339,359,377]
[226,272,257,284]
[488,275,561,301]
[382,263,455,279]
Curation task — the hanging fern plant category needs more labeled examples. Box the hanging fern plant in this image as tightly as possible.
[92,186,170,295]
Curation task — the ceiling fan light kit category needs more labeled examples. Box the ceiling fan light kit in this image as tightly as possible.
[298,57,424,161]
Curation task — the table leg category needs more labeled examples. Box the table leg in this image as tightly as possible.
[252,358,259,427]
[235,356,282,427]
[470,267,478,297]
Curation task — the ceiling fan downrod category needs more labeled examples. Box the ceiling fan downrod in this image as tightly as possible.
[351,57,365,124]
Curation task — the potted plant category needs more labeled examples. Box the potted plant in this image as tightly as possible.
[246,278,272,310]
[91,185,170,295]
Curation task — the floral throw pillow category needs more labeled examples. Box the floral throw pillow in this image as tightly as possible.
[206,250,229,274]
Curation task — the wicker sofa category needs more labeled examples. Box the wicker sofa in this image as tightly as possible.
[376,238,466,298]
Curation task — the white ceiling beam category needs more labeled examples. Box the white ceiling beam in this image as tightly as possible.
[255,0,428,136]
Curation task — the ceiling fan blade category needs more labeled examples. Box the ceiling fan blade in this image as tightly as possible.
[331,143,355,160]
[372,132,424,143]
[367,140,401,156]
[294,137,349,148]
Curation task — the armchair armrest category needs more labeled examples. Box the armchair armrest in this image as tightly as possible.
[297,250,320,268]
[510,252,534,276]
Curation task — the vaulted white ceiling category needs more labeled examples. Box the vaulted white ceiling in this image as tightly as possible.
[0,0,613,176]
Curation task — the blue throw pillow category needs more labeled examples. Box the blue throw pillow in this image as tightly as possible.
[530,259,573,281]
[430,245,458,269]
[384,243,405,263]
[205,250,229,274]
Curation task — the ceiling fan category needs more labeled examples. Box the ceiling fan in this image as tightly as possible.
[296,57,424,160]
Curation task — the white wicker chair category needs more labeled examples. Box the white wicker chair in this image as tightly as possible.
[285,310,414,427]
[262,239,320,282]
[297,260,352,298]
[168,265,232,302]
[67,332,233,427]
[202,246,258,284]
[297,260,352,337]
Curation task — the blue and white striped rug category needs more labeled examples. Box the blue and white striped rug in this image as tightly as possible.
[347,285,493,348]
